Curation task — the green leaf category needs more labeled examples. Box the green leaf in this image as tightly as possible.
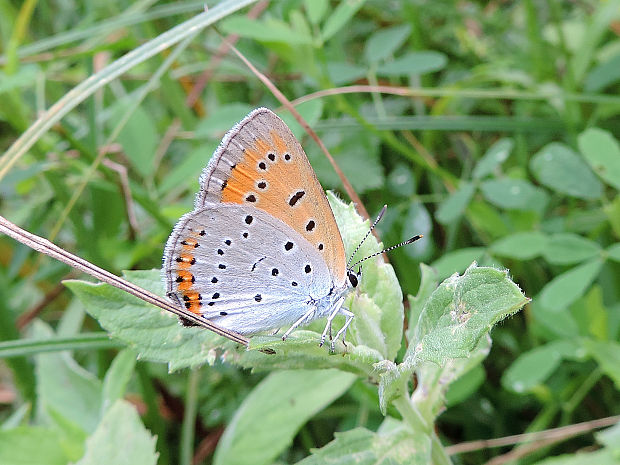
[584,52,620,92]
[194,103,255,139]
[110,103,158,178]
[280,99,325,140]
[413,336,491,418]
[542,233,601,265]
[467,201,510,239]
[290,9,312,43]
[326,61,367,85]
[387,163,416,197]
[102,349,137,412]
[605,196,620,237]
[436,182,475,225]
[33,322,102,434]
[219,16,313,45]
[410,265,527,366]
[364,24,411,63]
[296,426,431,465]
[46,407,88,461]
[75,400,158,465]
[596,421,620,451]
[376,51,447,76]
[445,364,486,407]
[304,0,328,25]
[430,248,486,280]
[578,128,620,190]
[607,243,620,262]
[539,258,604,310]
[490,231,548,260]
[571,286,608,340]
[379,266,527,412]
[347,294,388,359]
[407,264,439,344]
[321,0,367,42]
[158,143,216,195]
[473,138,514,179]
[582,340,620,389]
[571,0,620,83]
[531,301,580,339]
[530,449,617,465]
[309,131,384,193]
[213,370,356,465]
[501,340,581,393]
[0,64,39,93]
[480,178,549,211]
[65,270,228,371]
[329,193,404,360]
[402,202,433,261]
[0,427,69,465]
[242,331,383,378]
[530,142,603,199]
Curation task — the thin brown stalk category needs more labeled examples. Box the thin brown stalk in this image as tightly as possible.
[0,215,248,346]
[193,428,224,465]
[483,437,559,465]
[228,44,371,222]
[446,414,620,456]
[102,158,139,239]
[153,118,182,173]
[16,279,71,330]
[290,85,415,107]
[400,130,456,193]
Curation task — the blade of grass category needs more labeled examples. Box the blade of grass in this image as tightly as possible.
[3,0,37,73]
[313,115,564,133]
[181,369,201,465]
[0,333,121,358]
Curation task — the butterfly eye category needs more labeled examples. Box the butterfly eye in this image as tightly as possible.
[347,270,359,288]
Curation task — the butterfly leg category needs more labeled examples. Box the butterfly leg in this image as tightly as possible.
[319,296,346,348]
[281,306,316,341]
[331,308,355,352]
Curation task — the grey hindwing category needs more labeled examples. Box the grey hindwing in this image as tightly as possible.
[163,203,334,335]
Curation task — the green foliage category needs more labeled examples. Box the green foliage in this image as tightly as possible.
[66,272,228,371]
[297,425,431,465]
[1,1,620,464]
[213,370,355,465]
[75,400,158,465]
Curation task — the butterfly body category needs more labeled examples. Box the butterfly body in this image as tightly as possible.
[163,108,356,343]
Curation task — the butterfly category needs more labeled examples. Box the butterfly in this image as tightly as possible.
[162,108,419,350]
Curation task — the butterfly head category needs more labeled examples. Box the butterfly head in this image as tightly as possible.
[347,268,361,288]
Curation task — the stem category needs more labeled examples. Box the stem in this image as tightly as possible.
[430,433,453,465]
[392,394,453,465]
[563,368,602,415]
[392,394,430,434]
[180,369,201,465]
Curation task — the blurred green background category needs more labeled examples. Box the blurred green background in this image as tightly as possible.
[1,0,619,464]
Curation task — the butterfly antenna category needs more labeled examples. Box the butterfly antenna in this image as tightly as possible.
[346,205,388,269]
[350,235,423,271]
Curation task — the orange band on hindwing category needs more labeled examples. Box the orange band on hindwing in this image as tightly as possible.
[182,290,202,314]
